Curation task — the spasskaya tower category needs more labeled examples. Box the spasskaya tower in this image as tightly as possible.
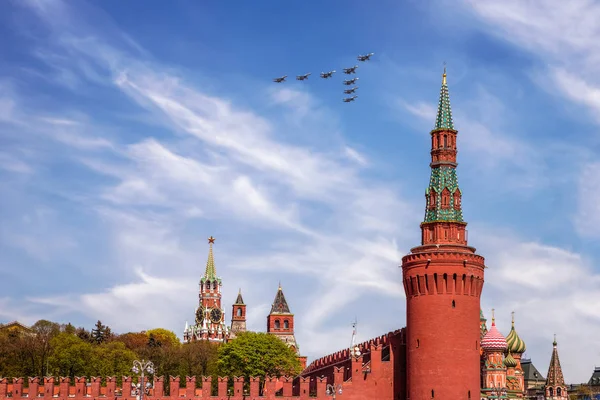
[401,68,485,400]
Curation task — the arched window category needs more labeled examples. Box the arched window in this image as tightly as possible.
[236,308,242,317]
[453,191,461,209]
[468,390,471,399]
[284,320,289,329]
[441,188,450,209]
[431,389,435,398]
[451,300,455,308]
[557,388,561,396]
[213,281,218,290]
[443,135,447,148]
[549,388,554,396]
[274,319,280,329]
[429,192,437,209]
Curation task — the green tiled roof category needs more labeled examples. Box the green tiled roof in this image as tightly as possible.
[423,166,464,223]
[434,68,454,130]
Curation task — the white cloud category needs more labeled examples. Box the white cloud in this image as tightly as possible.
[0,0,597,385]
[475,228,600,383]
[459,0,600,250]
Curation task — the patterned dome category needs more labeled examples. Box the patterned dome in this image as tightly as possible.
[504,352,518,368]
[506,321,526,354]
[481,319,507,351]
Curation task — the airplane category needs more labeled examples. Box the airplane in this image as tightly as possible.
[320,70,336,79]
[343,95,358,103]
[296,73,311,81]
[273,75,287,83]
[343,77,359,85]
[343,86,359,94]
[357,53,374,61]
[343,65,358,74]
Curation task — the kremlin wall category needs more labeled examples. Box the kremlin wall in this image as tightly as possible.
[2,70,597,400]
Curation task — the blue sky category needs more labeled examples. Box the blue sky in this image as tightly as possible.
[1,0,599,383]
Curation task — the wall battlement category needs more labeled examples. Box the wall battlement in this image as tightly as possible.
[302,329,404,374]
[0,331,405,400]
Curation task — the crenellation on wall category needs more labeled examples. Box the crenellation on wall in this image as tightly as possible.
[0,345,397,400]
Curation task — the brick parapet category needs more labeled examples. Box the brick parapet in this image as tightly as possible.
[301,329,404,374]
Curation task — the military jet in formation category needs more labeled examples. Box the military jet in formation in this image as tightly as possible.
[272,52,373,105]
[357,53,374,62]
[296,73,311,81]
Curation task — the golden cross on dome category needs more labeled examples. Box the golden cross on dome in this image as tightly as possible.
[208,236,215,244]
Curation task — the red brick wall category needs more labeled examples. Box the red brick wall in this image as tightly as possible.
[0,331,406,400]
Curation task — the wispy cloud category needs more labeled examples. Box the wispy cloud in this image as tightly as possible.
[0,0,598,383]
[6,0,417,362]
[475,228,600,382]
[459,0,600,241]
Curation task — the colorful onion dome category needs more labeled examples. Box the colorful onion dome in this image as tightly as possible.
[481,310,507,352]
[506,325,526,354]
[504,351,518,368]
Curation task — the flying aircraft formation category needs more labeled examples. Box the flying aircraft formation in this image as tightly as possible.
[272,52,374,104]
[296,73,311,81]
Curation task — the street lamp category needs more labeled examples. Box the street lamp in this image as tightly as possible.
[326,383,342,399]
[131,360,155,400]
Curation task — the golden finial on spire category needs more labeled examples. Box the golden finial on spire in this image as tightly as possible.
[442,61,447,85]
[553,334,557,346]
[208,236,215,244]
[278,281,282,290]
[491,308,495,323]
[511,311,515,326]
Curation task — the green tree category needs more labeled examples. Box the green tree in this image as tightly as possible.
[217,332,301,380]
[30,320,61,376]
[48,332,94,378]
[145,329,180,348]
[91,320,107,344]
[89,341,137,377]
[178,341,219,378]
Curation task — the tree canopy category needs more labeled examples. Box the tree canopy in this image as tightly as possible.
[0,320,215,384]
[217,332,302,379]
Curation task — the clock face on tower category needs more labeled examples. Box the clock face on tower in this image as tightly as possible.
[210,308,222,323]
[195,306,204,324]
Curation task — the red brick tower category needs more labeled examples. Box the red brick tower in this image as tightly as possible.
[401,67,485,400]
[183,236,230,343]
[230,289,247,337]
[267,284,307,369]
[544,335,568,400]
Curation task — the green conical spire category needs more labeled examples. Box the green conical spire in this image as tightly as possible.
[204,236,217,280]
[434,65,454,130]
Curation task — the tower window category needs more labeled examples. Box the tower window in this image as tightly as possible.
[284,320,289,329]
[443,135,447,148]
[468,390,471,399]
[416,339,420,348]
[213,281,218,290]
[236,308,242,317]
[431,389,435,398]
[452,300,455,308]
[274,319,280,329]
